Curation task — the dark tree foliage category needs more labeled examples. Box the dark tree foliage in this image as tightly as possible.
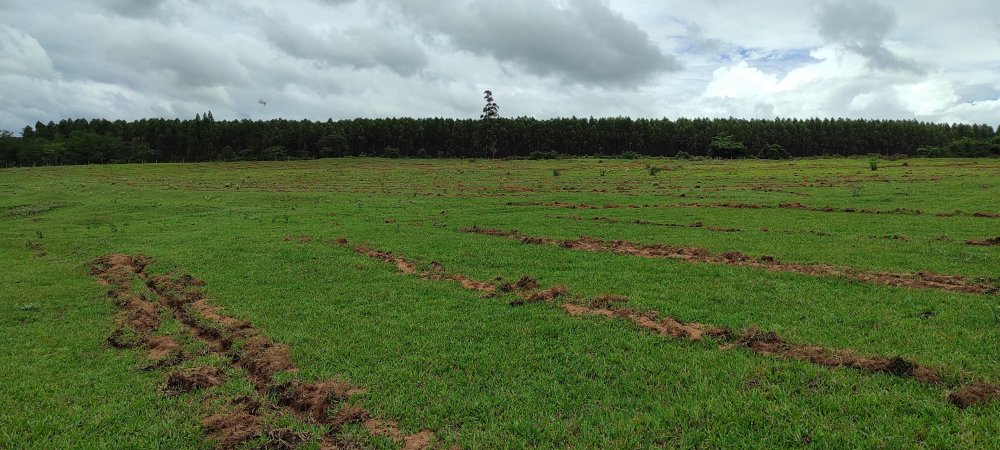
[758,143,791,160]
[1,114,998,166]
[480,90,499,120]
[708,133,748,159]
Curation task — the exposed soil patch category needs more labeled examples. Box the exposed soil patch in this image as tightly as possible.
[948,383,1000,409]
[723,328,940,383]
[501,276,539,293]
[146,335,182,367]
[339,241,996,408]
[341,241,553,303]
[91,254,437,449]
[779,202,924,216]
[966,237,1000,247]
[523,285,568,303]
[276,379,357,423]
[559,300,1000,407]
[511,200,1000,219]
[549,214,741,233]
[166,366,225,394]
[461,227,996,295]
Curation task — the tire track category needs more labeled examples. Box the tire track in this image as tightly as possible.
[330,240,999,409]
[91,254,436,450]
[460,227,997,295]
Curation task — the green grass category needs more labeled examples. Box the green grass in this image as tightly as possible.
[2,157,998,448]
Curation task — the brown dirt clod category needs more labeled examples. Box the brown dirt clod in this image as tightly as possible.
[92,254,418,448]
[402,430,436,450]
[523,285,568,303]
[329,404,371,431]
[147,335,181,361]
[202,410,262,450]
[276,380,355,422]
[966,237,1000,246]
[948,383,1000,408]
[166,366,225,394]
[587,294,629,309]
[463,228,995,294]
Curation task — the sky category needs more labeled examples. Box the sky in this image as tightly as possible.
[1,0,999,132]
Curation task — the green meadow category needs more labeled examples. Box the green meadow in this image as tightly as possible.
[2,157,999,448]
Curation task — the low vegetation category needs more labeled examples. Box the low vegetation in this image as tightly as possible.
[3,157,999,448]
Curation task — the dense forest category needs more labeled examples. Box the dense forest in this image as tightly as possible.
[2,114,999,166]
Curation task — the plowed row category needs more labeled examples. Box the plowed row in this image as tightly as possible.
[91,254,435,450]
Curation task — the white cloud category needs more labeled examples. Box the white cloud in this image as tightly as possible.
[0,25,56,78]
[0,0,998,131]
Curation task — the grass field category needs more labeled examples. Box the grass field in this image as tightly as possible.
[2,157,999,448]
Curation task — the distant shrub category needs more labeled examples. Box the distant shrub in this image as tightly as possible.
[382,146,402,158]
[262,145,287,161]
[917,146,948,158]
[618,151,640,160]
[552,169,561,177]
[947,137,1000,157]
[869,159,879,171]
[674,151,692,160]
[528,150,559,160]
[758,144,791,160]
[708,133,748,159]
[649,166,662,176]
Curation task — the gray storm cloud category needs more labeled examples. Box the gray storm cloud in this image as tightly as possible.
[263,12,428,77]
[0,0,999,131]
[818,1,925,73]
[388,0,681,86]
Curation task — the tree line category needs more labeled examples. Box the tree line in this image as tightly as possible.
[1,114,998,166]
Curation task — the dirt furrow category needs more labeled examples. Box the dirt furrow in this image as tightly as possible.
[92,254,436,450]
[346,241,561,303]
[507,201,1000,219]
[547,214,742,233]
[460,227,997,295]
[340,242,998,409]
[966,237,1000,247]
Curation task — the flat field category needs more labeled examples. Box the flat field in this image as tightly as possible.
[2,157,999,448]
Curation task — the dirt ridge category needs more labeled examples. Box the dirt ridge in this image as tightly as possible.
[344,240,555,303]
[460,227,996,295]
[345,243,998,409]
[507,201,1000,219]
[91,254,436,450]
[966,237,1000,247]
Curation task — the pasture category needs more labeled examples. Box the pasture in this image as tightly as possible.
[2,157,999,448]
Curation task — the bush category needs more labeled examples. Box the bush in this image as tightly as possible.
[758,144,791,160]
[261,146,287,161]
[946,137,1000,157]
[382,146,402,158]
[674,150,692,160]
[917,146,948,158]
[869,159,879,171]
[649,167,662,176]
[708,133,748,159]
[528,150,559,160]
[618,151,640,160]
[220,145,236,161]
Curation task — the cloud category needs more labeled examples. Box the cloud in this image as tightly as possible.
[817,1,925,73]
[389,0,681,86]
[1,0,999,131]
[262,11,428,76]
[0,25,56,79]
